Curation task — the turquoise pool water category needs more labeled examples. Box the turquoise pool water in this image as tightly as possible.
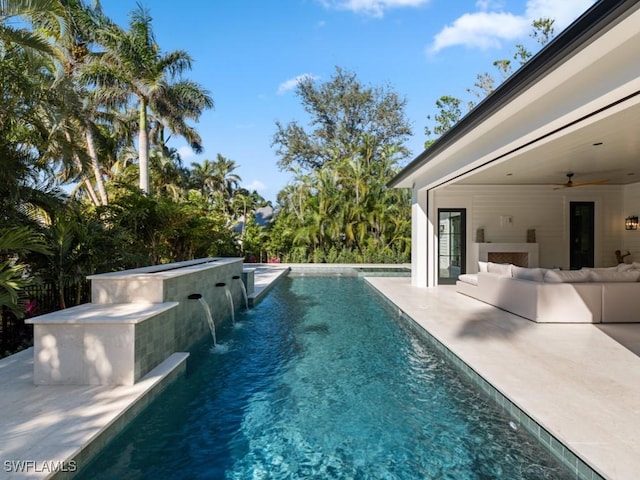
[77,276,572,479]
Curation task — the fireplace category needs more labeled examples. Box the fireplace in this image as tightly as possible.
[487,252,529,267]
[476,243,539,267]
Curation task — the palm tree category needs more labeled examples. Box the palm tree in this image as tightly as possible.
[212,154,242,199]
[0,31,85,214]
[2,0,113,206]
[190,154,242,213]
[150,148,188,200]
[189,158,219,200]
[85,4,213,194]
[0,0,60,54]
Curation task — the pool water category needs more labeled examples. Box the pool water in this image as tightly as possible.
[76,276,572,479]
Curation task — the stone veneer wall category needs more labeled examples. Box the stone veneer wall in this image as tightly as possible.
[90,258,244,354]
[163,259,244,351]
[28,258,245,386]
[134,307,178,382]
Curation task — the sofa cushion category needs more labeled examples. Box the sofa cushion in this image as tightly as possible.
[589,270,640,282]
[582,266,617,272]
[458,273,478,286]
[487,262,512,277]
[512,266,545,283]
[584,264,634,272]
[544,269,590,283]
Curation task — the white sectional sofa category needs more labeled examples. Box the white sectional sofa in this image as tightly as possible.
[456,262,640,323]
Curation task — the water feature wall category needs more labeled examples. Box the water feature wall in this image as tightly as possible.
[27,258,244,385]
[89,257,244,351]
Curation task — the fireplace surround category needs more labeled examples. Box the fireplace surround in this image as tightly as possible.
[476,243,539,268]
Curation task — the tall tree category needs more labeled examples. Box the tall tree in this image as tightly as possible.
[190,154,242,209]
[273,66,412,173]
[424,95,463,147]
[271,68,412,263]
[84,4,213,194]
[2,0,115,206]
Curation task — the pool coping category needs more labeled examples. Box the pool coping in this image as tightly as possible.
[0,351,188,480]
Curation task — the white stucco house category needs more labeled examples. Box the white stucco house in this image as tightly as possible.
[389,0,640,288]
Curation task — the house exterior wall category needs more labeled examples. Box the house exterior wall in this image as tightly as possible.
[432,184,624,274]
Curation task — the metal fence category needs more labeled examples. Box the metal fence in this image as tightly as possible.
[1,280,91,357]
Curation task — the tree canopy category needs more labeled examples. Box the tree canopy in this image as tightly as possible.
[273,66,412,173]
[269,68,412,263]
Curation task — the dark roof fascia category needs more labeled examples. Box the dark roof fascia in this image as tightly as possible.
[388,0,638,188]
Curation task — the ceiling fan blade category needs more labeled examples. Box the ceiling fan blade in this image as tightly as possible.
[551,174,608,189]
[571,179,609,187]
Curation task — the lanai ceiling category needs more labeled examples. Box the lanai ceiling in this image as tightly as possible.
[454,99,640,187]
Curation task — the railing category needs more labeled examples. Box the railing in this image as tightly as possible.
[1,280,91,357]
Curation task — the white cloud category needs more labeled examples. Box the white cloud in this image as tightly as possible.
[524,0,595,29]
[177,146,195,159]
[277,73,316,95]
[319,0,429,18]
[428,0,595,54]
[246,180,267,192]
[430,12,527,53]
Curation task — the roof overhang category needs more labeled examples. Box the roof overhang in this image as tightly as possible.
[389,0,640,191]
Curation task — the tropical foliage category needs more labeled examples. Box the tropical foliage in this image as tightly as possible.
[0,1,247,330]
[1,1,557,357]
[270,68,412,263]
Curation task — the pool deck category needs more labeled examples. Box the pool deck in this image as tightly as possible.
[366,277,640,480]
[0,265,638,479]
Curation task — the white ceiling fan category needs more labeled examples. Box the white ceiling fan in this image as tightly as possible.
[552,172,609,190]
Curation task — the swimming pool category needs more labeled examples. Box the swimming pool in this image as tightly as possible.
[76,275,572,479]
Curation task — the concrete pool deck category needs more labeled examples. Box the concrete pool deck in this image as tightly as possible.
[0,265,637,479]
[366,277,640,480]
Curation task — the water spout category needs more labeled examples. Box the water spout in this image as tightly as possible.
[189,294,216,346]
[232,275,249,310]
[215,282,235,325]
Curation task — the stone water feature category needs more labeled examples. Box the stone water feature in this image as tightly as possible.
[26,258,245,386]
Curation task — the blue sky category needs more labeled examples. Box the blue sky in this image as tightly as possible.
[102,0,595,203]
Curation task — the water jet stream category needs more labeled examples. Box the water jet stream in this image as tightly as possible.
[216,282,235,325]
[188,293,216,346]
[233,275,249,310]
